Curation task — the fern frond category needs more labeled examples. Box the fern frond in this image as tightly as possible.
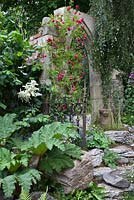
[2,175,16,197]
[17,169,41,192]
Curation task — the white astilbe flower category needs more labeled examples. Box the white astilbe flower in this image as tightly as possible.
[18,80,42,102]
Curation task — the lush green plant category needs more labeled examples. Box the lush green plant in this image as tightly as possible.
[103,150,119,168]
[54,181,107,200]
[0,113,82,198]
[87,126,113,149]
[1,169,41,198]
[19,122,82,173]
[0,11,43,115]
[0,113,20,143]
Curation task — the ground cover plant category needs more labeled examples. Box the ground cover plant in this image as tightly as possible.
[86,126,113,149]
[54,181,107,200]
[103,150,119,168]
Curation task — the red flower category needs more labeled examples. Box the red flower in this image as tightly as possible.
[43,54,47,58]
[76,37,81,42]
[58,72,64,81]
[80,72,85,79]
[59,104,67,111]
[75,5,79,10]
[71,17,75,21]
[72,85,76,92]
[68,60,74,66]
[67,6,71,11]
[55,19,59,23]
[67,27,71,31]
[76,18,84,24]
[62,104,67,110]
[47,37,52,43]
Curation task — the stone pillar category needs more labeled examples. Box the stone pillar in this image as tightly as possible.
[90,68,104,122]
[79,12,103,122]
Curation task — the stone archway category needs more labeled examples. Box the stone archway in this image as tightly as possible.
[29,7,104,124]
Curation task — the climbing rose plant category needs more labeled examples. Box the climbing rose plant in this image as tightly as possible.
[44,6,88,101]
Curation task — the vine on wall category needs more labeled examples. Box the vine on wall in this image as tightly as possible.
[89,0,134,107]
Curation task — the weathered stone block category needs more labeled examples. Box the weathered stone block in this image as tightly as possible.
[88,149,104,167]
[93,167,112,181]
[98,183,124,199]
[103,171,130,189]
[41,17,51,25]
[105,131,134,145]
[109,145,134,159]
[55,151,93,194]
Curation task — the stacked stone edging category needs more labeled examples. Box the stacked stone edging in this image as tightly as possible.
[56,130,134,199]
[93,130,134,200]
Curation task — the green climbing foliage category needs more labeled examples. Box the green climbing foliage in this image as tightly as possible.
[89,0,134,99]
